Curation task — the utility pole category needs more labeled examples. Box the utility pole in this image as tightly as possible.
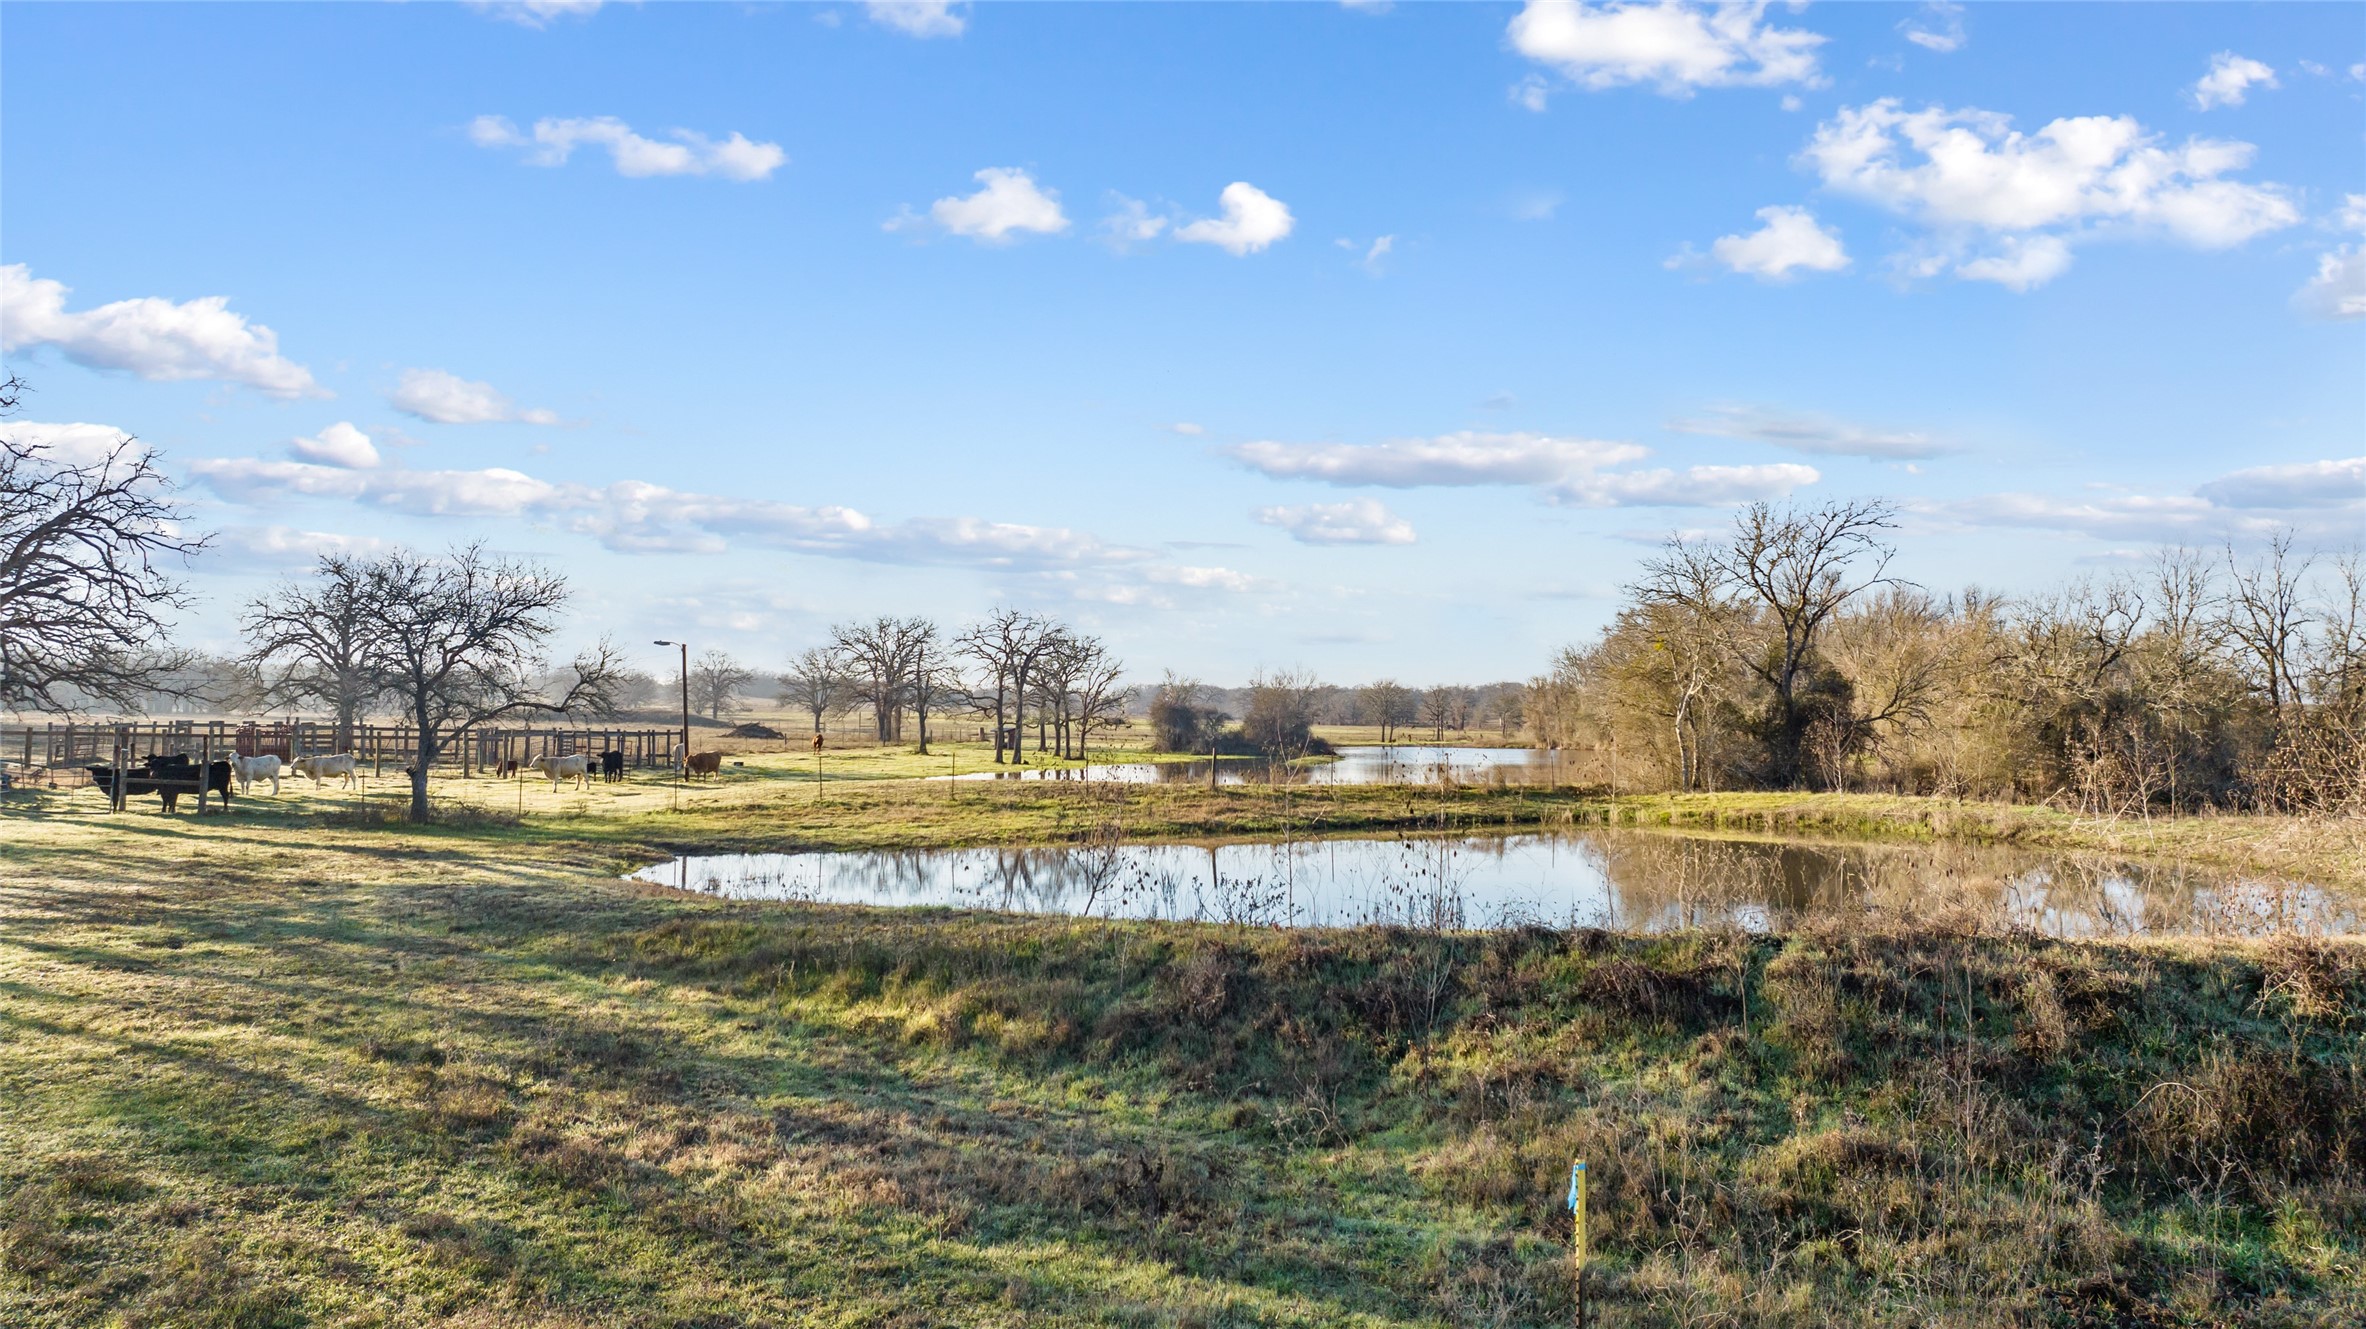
[654,640,689,783]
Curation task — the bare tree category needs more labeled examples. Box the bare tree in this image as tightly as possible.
[241,552,379,748]
[0,377,207,712]
[1417,686,1455,742]
[2219,533,2313,715]
[1069,637,1127,759]
[361,544,620,822]
[686,649,756,721]
[778,646,850,736]
[832,616,936,745]
[1636,499,1903,786]
[955,608,1060,763]
[906,619,946,754]
[1241,668,1322,758]
[1357,678,1415,742]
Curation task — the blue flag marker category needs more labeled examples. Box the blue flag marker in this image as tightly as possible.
[1567,1162,1583,1211]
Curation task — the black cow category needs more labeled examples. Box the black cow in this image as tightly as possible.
[87,754,234,812]
[600,750,625,783]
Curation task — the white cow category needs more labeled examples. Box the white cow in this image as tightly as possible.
[231,753,282,795]
[668,742,686,773]
[292,754,360,789]
[537,754,593,790]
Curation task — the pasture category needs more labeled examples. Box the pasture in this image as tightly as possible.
[3,764,2363,1327]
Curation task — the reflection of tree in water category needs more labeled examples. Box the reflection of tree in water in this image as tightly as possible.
[645,831,2353,938]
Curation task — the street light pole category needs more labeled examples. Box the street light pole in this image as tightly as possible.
[654,640,689,783]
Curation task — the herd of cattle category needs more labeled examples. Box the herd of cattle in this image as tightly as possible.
[87,742,731,811]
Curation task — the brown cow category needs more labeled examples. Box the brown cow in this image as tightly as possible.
[811,732,825,751]
[685,751,723,780]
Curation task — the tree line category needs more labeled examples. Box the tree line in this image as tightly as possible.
[1527,500,2365,815]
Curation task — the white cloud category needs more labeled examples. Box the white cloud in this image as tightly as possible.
[1175,182,1295,255]
[1549,463,1819,507]
[1227,429,1816,509]
[1512,74,1552,112]
[287,422,380,470]
[0,264,323,399]
[388,368,561,426]
[1099,195,1169,250]
[1360,235,1395,273]
[0,421,141,467]
[1168,422,1206,436]
[468,0,605,28]
[1899,2,1964,53]
[204,524,396,569]
[890,167,1069,242]
[2296,246,2366,320]
[2191,52,2278,110]
[1932,456,2364,543]
[469,115,785,181]
[865,0,965,38]
[184,453,1173,574]
[2343,194,2366,233]
[1799,99,2298,288]
[2194,457,2365,509]
[1708,205,1848,279]
[1955,234,2075,291]
[1228,431,1645,487]
[1254,500,1418,545]
[1506,0,1826,96]
[1668,405,1953,459]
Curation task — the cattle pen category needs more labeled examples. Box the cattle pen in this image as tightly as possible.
[1,720,688,796]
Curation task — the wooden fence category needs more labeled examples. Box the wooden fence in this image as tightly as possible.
[1,720,687,788]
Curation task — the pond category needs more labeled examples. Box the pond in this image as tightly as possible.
[935,744,1564,785]
[625,828,2355,938]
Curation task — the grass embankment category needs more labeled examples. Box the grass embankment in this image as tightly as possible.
[1,813,2360,1327]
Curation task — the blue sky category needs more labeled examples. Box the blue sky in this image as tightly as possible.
[4,1,2360,685]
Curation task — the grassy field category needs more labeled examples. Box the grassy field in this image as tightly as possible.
[4,765,2363,1326]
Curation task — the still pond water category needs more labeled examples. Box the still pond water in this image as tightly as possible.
[627,828,2354,938]
[935,745,1560,785]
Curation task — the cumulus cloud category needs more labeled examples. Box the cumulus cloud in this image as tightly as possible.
[1799,99,2298,288]
[889,167,1069,242]
[1932,456,2364,543]
[1507,0,1825,96]
[2295,193,2366,320]
[183,453,1173,573]
[0,264,323,399]
[1707,205,1848,279]
[2296,246,2366,320]
[469,115,785,181]
[204,524,396,569]
[388,368,562,425]
[1,421,142,467]
[1668,405,1953,459]
[1899,2,1964,53]
[1550,462,1819,507]
[1226,430,1813,508]
[287,422,380,469]
[1228,431,1646,487]
[1254,500,1418,545]
[1175,182,1295,255]
[2191,52,2278,109]
[1100,195,1169,250]
[2194,457,2365,510]
[865,0,965,38]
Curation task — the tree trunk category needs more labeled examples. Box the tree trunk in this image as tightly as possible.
[409,708,435,823]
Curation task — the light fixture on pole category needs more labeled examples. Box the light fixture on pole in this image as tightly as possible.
[653,640,689,782]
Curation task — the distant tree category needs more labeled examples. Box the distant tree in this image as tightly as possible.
[832,616,934,744]
[1241,668,1321,758]
[0,376,208,713]
[1357,678,1415,742]
[241,552,380,748]
[906,620,947,754]
[1417,686,1456,742]
[686,649,756,721]
[359,544,621,822]
[955,608,1060,763]
[2219,534,2312,715]
[778,646,850,736]
[1069,638,1127,759]
[1149,672,1220,753]
[1487,687,1525,739]
[608,668,661,710]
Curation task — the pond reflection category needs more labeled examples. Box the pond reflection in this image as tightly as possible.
[627,829,2354,938]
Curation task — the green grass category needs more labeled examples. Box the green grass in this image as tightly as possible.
[3,778,2362,1325]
